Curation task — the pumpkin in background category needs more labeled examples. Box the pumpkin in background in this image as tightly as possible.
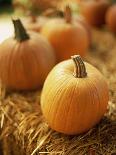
[80,0,110,27]
[13,0,60,11]
[25,15,49,32]
[59,5,92,46]
[26,8,64,32]
[0,19,56,90]
[105,4,116,33]
[41,6,89,62]
[13,1,50,33]
[31,0,60,11]
[41,55,109,135]
[58,5,92,45]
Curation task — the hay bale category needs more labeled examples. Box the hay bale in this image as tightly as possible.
[0,29,116,155]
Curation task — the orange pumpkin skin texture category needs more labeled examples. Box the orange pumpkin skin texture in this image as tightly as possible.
[41,55,109,135]
[80,0,110,27]
[106,5,116,33]
[0,19,56,90]
[41,18,89,61]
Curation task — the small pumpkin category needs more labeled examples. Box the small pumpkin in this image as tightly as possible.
[25,8,66,33]
[105,4,116,33]
[43,7,92,45]
[59,6,92,45]
[80,0,110,27]
[25,15,49,32]
[41,55,109,135]
[0,19,56,90]
[41,6,89,62]
[31,0,59,11]
[13,0,60,11]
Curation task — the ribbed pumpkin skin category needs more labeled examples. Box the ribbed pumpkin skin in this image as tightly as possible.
[106,5,116,33]
[0,32,56,90]
[41,18,89,62]
[41,60,109,135]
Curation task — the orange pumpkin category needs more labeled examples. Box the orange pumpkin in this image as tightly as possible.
[25,8,65,33]
[80,0,110,27]
[106,4,116,33]
[0,19,56,90]
[41,55,109,135]
[41,6,89,62]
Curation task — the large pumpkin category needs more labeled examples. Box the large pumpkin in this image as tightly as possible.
[41,6,89,62]
[41,55,109,135]
[0,19,56,90]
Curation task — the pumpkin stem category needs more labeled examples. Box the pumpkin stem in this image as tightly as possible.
[64,5,72,23]
[71,55,87,78]
[12,18,30,42]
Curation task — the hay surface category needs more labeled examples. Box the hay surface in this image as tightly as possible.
[0,29,116,155]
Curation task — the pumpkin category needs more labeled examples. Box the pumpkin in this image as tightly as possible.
[0,19,56,90]
[25,8,65,33]
[13,1,48,33]
[31,0,60,11]
[41,55,109,135]
[80,0,110,27]
[41,6,89,62]
[105,4,116,33]
[59,6,92,45]
[13,0,60,11]
[25,15,49,32]
[43,7,91,43]
[59,6,92,46]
